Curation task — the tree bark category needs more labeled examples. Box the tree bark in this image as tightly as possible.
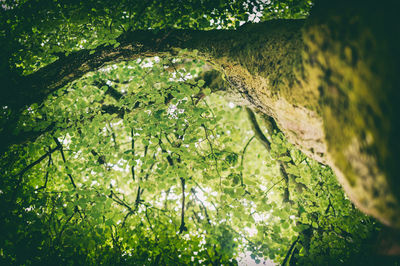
[302,0,400,227]
[1,0,400,227]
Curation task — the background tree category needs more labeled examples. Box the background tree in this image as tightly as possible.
[1,0,399,265]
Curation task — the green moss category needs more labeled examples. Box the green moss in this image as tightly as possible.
[231,20,320,112]
[185,20,319,113]
[304,1,400,227]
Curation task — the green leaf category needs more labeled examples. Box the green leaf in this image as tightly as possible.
[203,88,211,95]
[278,156,292,162]
[197,79,205,87]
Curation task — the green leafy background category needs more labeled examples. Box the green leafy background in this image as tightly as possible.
[0,0,397,265]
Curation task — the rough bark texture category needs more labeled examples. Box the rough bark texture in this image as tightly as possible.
[2,0,400,226]
[302,0,400,227]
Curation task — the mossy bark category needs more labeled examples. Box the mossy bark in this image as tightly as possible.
[302,0,400,226]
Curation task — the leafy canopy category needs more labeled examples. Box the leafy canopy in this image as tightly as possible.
[0,0,391,265]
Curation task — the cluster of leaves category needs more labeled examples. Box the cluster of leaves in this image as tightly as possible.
[0,57,387,265]
[261,0,313,20]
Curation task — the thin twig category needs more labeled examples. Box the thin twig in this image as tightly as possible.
[131,128,135,181]
[201,124,221,187]
[53,137,76,188]
[240,135,255,186]
[247,108,293,204]
[191,188,211,225]
[13,144,61,200]
[58,212,76,240]
[13,144,60,179]
[179,177,187,234]
[35,147,53,191]
[282,236,299,265]
[265,177,285,195]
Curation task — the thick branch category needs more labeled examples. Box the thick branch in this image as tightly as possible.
[3,19,304,111]
[2,20,304,159]
[0,121,56,156]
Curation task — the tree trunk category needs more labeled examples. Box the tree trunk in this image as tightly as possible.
[1,0,399,227]
[301,0,400,227]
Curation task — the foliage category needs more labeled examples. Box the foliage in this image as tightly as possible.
[0,57,387,265]
[0,0,396,265]
[261,0,313,20]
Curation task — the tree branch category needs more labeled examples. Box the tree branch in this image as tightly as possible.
[157,135,174,166]
[53,137,76,188]
[201,124,221,187]
[246,107,271,151]
[35,147,53,190]
[12,143,61,200]
[58,211,76,241]
[13,143,60,179]
[134,186,142,212]
[93,80,123,101]
[2,20,304,155]
[110,190,133,213]
[191,188,211,225]
[247,107,293,203]
[240,135,255,186]
[282,236,299,266]
[130,128,135,181]
[179,177,187,234]
[90,150,106,165]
